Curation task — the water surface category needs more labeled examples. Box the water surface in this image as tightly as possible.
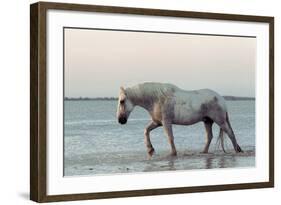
[64,100,255,176]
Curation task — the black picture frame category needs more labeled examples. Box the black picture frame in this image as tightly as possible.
[30,1,274,202]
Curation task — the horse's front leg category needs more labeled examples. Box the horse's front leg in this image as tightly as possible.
[144,121,160,157]
[162,120,177,156]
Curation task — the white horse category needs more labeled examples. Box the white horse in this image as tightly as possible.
[116,82,243,157]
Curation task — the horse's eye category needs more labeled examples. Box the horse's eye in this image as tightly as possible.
[120,100,125,104]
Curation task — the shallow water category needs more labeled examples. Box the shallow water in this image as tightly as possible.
[64,100,255,176]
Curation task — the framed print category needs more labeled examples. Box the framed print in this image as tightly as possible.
[30,1,274,202]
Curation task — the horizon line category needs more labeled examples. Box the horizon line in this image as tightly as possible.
[64,96,256,100]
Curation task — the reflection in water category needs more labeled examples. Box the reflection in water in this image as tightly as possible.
[64,149,255,175]
[205,157,213,169]
[143,156,177,172]
[168,158,176,171]
[204,155,238,169]
[142,152,245,173]
[219,156,226,168]
[205,155,237,169]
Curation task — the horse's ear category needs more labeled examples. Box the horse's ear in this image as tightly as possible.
[120,86,126,94]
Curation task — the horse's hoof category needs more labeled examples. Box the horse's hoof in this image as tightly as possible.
[200,150,208,154]
[147,147,155,157]
[170,151,177,157]
[236,145,243,153]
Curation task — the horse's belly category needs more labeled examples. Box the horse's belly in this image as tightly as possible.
[173,104,202,125]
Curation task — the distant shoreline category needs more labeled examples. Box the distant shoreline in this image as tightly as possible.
[64,96,255,101]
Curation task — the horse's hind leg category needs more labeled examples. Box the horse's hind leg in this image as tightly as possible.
[202,118,214,153]
[219,116,243,153]
[144,121,160,157]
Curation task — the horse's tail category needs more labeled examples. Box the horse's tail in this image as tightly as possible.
[218,128,227,153]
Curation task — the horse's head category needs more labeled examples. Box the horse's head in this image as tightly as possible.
[116,86,134,124]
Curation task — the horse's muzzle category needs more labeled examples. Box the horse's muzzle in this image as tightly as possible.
[118,117,127,124]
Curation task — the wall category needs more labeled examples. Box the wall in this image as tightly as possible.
[0,0,279,204]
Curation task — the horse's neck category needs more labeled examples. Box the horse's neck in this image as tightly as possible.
[127,88,155,112]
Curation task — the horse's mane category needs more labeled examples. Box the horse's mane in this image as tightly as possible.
[126,82,179,102]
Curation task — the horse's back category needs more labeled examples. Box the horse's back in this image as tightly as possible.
[192,89,226,106]
[172,88,227,125]
[176,88,224,104]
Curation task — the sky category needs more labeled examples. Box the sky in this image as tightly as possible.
[64,28,256,98]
